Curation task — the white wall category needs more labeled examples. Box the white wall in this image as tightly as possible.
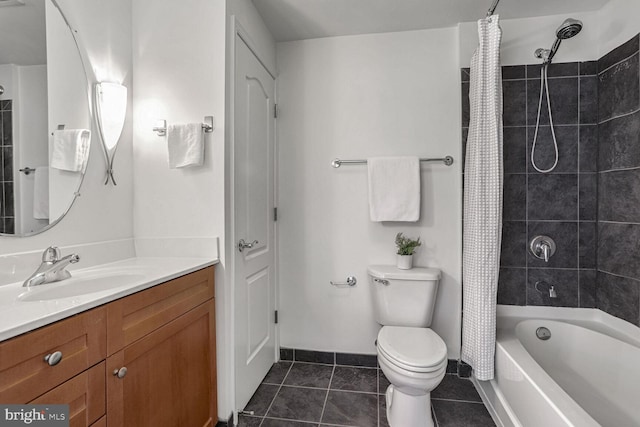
[0,0,133,254]
[16,65,48,234]
[459,11,600,68]
[276,28,463,359]
[131,0,228,418]
[46,0,91,223]
[598,0,640,56]
[459,0,640,68]
[0,65,17,99]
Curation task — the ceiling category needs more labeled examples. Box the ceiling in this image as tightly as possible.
[252,0,610,42]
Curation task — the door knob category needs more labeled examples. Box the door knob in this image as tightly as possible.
[238,239,259,253]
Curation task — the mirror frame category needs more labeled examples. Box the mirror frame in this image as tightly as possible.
[1,0,94,238]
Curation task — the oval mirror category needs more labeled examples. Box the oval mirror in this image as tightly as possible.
[0,0,91,236]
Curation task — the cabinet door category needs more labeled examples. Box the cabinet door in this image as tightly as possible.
[106,266,214,355]
[30,363,105,427]
[107,300,216,427]
[0,307,106,403]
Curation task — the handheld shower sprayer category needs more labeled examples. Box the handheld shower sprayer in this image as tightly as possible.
[531,18,583,173]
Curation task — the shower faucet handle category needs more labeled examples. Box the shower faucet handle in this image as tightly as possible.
[530,236,556,263]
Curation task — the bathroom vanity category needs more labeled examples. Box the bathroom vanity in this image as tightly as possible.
[0,265,217,427]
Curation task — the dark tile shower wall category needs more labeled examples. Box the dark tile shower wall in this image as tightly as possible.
[461,34,640,328]
[462,61,598,309]
[596,35,640,327]
[0,99,14,234]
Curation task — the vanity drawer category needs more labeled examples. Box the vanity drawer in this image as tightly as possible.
[106,266,214,355]
[0,307,107,403]
[30,362,106,427]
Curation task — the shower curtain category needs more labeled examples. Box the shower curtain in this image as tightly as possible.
[461,15,503,381]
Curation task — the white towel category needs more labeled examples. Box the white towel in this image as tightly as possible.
[33,167,49,220]
[50,129,90,172]
[167,123,204,169]
[367,157,421,222]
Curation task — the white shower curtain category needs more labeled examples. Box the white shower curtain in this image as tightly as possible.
[461,15,503,381]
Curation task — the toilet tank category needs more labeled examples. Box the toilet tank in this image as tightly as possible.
[368,265,442,327]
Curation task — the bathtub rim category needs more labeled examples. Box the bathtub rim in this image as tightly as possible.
[474,305,640,427]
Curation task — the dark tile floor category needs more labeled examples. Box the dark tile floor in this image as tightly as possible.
[235,361,496,427]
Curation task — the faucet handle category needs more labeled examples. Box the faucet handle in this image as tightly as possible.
[42,246,61,263]
[530,236,556,263]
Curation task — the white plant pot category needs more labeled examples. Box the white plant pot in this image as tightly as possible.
[396,254,413,270]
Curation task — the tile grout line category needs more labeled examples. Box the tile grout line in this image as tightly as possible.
[318,364,336,425]
[258,362,294,427]
[598,50,639,76]
[599,165,640,174]
[431,405,439,427]
[525,61,530,305]
[577,63,582,306]
[598,269,640,283]
[278,384,380,395]
[377,366,380,427]
[260,415,320,426]
[597,106,639,125]
[431,397,487,404]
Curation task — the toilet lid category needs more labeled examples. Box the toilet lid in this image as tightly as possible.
[377,326,447,373]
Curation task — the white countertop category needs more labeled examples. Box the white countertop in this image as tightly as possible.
[0,256,218,342]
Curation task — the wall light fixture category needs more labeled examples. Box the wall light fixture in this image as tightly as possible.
[95,82,127,185]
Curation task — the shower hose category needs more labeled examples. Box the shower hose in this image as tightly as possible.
[531,64,559,173]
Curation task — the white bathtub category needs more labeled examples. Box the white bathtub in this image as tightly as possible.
[475,305,640,427]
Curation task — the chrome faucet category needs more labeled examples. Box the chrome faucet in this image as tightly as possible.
[23,246,80,287]
[530,236,557,263]
[535,281,558,299]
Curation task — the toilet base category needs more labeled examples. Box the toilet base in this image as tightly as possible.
[385,384,434,427]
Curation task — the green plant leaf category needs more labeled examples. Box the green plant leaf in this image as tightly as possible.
[395,232,421,255]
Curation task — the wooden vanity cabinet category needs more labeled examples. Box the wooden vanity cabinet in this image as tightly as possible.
[106,266,217,427]
[106,300,216,427]
[0,266,217,427]
[0,307,107,404]
[30,362,106,427]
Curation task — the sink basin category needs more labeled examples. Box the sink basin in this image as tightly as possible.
[18,273,145,301]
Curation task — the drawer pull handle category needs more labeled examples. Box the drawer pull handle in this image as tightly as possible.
[113,367,128,379]
[44,351,63,366]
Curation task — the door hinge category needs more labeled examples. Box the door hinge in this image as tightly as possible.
[274,310,278,324]
[274,207,278,222]
[274,104,278,119]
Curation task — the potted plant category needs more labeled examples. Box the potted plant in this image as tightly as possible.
[395,232,421,270]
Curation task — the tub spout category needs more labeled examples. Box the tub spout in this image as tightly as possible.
[535,281,558,299]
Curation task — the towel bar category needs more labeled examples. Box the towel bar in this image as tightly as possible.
[19,167,37,175]
[50,124,65,136]
[153,116,215,136]
[331,156,454,168]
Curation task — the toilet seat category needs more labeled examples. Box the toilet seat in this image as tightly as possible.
[377,326,447,373]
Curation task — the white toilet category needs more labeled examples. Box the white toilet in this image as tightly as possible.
[368,265,447,427]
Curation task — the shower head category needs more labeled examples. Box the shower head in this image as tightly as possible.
[535,18,583,65]
[556,18,583,40]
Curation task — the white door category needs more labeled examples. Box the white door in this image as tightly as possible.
[234,34,277,413]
